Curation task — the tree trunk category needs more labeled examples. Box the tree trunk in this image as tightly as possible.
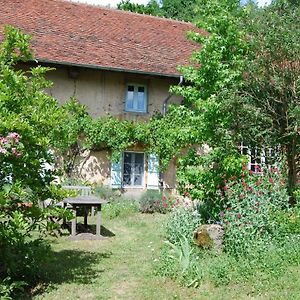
[286,138,297,204]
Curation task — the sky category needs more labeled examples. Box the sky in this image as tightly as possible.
[72,0,272,8]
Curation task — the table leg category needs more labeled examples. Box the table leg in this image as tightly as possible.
[96,207,101,236]
[84,206,88,229]
[71,207,77,236]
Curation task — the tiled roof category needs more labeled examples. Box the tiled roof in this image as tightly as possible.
[0,0,203,77]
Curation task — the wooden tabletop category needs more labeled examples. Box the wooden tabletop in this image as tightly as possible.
[63,196,108,205]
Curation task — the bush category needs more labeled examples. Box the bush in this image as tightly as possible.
[94,186,139,219]
[220,167,290,256]
[165,205,201,245]
[0,278,25,300]
[139,190,174,213]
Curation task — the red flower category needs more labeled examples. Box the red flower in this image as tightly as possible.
[255,165,261,172]
[163,203,168,208]
[268,177,274,184]
[236,213,241,220]
[227,207,232,211]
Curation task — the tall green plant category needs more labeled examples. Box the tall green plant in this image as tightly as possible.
[0,26,71,295]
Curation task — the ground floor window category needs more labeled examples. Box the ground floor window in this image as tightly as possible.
[123,152,144,187]
[111,151,159,189]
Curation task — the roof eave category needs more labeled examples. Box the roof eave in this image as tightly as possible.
[33,58,182,78]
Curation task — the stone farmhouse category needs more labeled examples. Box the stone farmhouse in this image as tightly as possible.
[0,0,202,192]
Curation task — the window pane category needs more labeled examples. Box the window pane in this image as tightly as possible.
[123,152,132,185]
[137,87,145,111]
[134,175,142,186]
[123,152,144,186]
[123,172,131,185]
[126,86,135,110]
[134,153,144,165]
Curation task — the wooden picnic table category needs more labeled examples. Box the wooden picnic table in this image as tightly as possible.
[63,196,108,240]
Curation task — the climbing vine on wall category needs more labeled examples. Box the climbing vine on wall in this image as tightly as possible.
[61,100,202,171]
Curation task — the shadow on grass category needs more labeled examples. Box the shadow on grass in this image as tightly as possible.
[21,248,112,299]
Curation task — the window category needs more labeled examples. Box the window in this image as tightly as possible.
[240,144,278,173]
[123,152,144,187]
[110,152,159,189]
[125,84,147,113]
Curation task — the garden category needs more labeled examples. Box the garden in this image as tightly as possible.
[1,0,300,299]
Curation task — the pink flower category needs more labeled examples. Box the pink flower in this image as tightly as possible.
[0,137,7,144]
[236,213,241,220]
[0,147,7,154]
[268,177,274,184]
[227,207,232,211]
[255,165,261,172]
[7,132,20,143]
[12,148,21,157]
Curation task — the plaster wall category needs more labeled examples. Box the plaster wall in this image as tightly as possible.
[45,66,181,189]
[46,66,182,119]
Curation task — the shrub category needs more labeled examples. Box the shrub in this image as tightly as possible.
[220,167,290,256]
[165,205,201,245]
[94,186,139,219]
[0,278,25,300]
[139,190,173,213]
[177,148,248,222]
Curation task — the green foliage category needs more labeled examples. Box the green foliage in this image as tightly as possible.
[147,106,201,168]
[55,98,91,176]
[95,186,139,219]
[177,148,247,221]
[160,0,198,22]
[117,0,198,22]
[0,277,25,300]
[242,1,300,192]
[0,26,73,296]
[157,234,300,288]
[117,0,162,16]
[220,168,290,256]
[139,190,172,213]
[165,205,201,245]
[85,115,146,161]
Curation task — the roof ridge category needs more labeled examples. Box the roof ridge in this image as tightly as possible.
[59,0,195,26]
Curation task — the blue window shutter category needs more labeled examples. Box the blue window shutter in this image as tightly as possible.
[111,155,122,188]
[147,153,159,189]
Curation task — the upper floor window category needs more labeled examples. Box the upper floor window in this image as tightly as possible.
[125,84,147,113]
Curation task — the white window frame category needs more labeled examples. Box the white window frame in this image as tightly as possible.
[122,151,145,188]
[125,83,147,113]
[240,143,278,174]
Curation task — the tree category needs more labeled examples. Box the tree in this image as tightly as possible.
[117,0,198,22]
[0,26,72,295]
[117,0,162,16]
[173,0,300,203]
[161,0,198,22]
[242,0,300,194]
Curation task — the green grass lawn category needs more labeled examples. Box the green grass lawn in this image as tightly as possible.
[23,212,300,300]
